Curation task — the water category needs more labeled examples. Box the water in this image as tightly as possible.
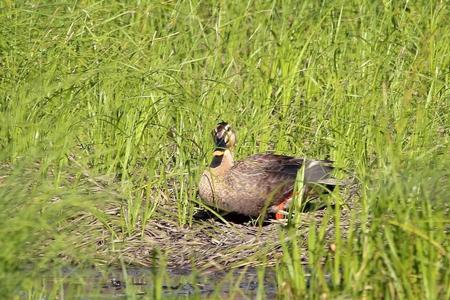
[44,265,278,298]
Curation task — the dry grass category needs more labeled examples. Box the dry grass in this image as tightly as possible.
[70,178,359,271]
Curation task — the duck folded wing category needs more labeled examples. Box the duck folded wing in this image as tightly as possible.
[225,154,301,203]
[229,154,337,191]
[230,154,301,182]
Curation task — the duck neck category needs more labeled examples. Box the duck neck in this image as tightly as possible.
[209,149,234,176]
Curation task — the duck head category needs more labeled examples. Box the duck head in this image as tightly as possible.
[212,121,236,151]
[209,122,235,173]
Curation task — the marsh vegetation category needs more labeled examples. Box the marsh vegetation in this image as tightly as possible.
[0,0,449,298]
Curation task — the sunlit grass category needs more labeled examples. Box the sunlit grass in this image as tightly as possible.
[0,0,449,298]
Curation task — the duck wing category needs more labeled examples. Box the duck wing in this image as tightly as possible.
[229,153,336,196]
[226,154,302,205]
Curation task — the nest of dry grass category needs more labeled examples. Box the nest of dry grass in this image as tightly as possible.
[74,179,360,271]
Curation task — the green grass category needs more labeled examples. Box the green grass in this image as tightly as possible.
[0,0,449,299]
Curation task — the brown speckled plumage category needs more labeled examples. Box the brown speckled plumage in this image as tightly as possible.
[199,122,337,217]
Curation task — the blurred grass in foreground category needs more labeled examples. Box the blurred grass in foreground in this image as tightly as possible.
[0,0,449,299]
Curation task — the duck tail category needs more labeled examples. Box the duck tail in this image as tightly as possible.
[304,160,339,191]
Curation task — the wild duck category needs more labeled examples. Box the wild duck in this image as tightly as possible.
[198,122,338,219]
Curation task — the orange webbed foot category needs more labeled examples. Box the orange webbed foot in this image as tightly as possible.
[274,200,288,220]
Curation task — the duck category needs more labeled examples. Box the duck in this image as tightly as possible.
[198,122,338,219]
